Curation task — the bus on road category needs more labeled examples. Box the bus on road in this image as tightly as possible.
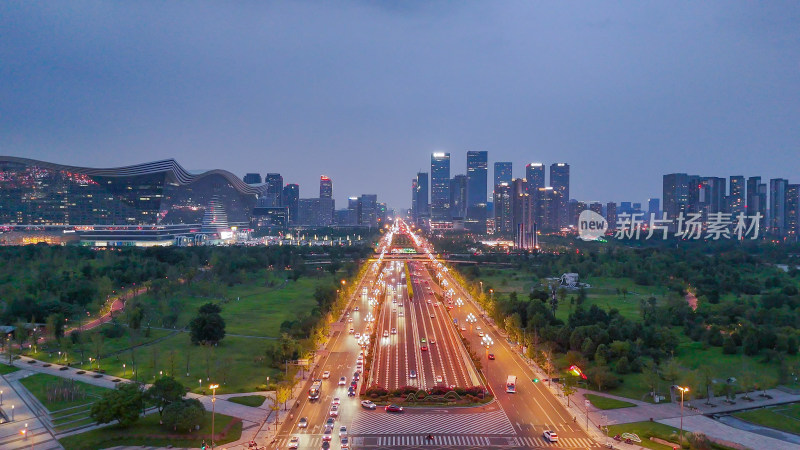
[309,379,322,400]
[506,375,517,393]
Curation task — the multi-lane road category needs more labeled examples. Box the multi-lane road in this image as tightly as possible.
[272,222,600,449]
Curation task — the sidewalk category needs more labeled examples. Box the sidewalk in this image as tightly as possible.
[0,369,63,450]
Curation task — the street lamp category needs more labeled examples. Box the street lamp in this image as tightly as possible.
[11,404,14,421]
[677,386,689,448]
[209,384,219,450]
[122,363,126,378]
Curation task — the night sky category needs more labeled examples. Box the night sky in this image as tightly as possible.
[2,1,799,209]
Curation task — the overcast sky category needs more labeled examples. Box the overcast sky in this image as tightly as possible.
[2,1,799,209]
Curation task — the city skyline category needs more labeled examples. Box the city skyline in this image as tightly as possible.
[2,2,799,209]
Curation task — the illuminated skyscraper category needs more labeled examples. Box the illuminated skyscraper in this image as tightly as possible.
[430,153,451,220]
[466,151,488,233]
[550,163,570,227]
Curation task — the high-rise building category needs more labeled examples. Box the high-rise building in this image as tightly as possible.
[606,202,617,230]
[243,173,262,185]
[786,184,800,242]
[413,172,429,225]
[663,173,701,222]
[494,162,513,189]
[747,176,767,231]
[358,194,378,227]
[411,178,417,221]
[320,175,333,199]
[449,175,467,219]
[526,163,545,192]
[590,202,603,216]
[699,177,726,218]
[297,197,334,227]
[647,198,660,218]
[728,176,745,215]
[282,184,299,225]
[512,178,533,244]
[533,187,561,231]
[569,200,588,227]
[262,173,283,207]
[770,178,788,236]
[430,153,451,221]
[493,182,513,235]
[466,151,488,233]
[550,163,570,227]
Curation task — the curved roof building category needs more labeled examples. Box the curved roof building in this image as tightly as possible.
[0,156,261,230]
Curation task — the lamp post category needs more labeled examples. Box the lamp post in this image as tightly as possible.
[210,384,219,449]
[677,386,689,448]
[11,404,15,421]
[1,389,3,405]
[122,363,126,378]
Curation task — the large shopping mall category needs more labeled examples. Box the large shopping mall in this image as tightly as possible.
[0,156,260,246]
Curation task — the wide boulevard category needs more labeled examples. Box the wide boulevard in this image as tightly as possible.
[272,221,599,449]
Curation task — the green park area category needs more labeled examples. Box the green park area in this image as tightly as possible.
[227,394,267,407]
[0,362,20,374]
[733,403,800,435]
[59,411,242,450]
[19,373,109,432]
[584,393,635,410]
[461,249,800,405]
[24,269,338,394]
[606,421,687,450]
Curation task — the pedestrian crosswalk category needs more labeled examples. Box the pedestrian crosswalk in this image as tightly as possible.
[351,408,515,435]
[511,436,601,448]
[271,434,601,448]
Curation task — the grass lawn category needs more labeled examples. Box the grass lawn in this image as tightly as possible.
[19,373,108,411]
[227,394,266,407]
[0,362,20,374]
[59,411,242,450]
[584,393,636,410]
[606,421,686,450]
[734,403,800,435]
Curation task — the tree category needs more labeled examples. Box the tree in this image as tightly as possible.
[642,361,660,400]
[722,336,737,355]
[561,374,578,406]
[588,364,618,392]
[660,358,681,387]
[268,393,281,429]
[738,366,754,400]
[277,383,293,410]
[162,398,205,432]
[189,306,226,346]
[90,382,144,427]
[91,333,104,369]
[146,376,186,418]
[699,366,715,405]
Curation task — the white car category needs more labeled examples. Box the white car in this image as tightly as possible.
[288,436,300,449]
[383,330,389,337]
[399,312,404,317]
[476,326,481,331]
[391,328,397,334]
[348,317,353,323]
[329,404,339,417]
[339,377,347,386]
[339,425,347,437]
[430,337,436,344]
[349,328,354,334]
[436,375,443,383]
[543,430,558,442]
[360,400,377,409]
[354,332,361,339]
[478,331,484,337]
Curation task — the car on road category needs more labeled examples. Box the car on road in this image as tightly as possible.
[421,345,428,351]
[488,353,495,360]
[354,306,359,311]
[354,332,361,339]
[339,376,347,386]
[298,417,308,428]
[350,380,358,389]
[409,369,417,378]
[361,400,377,409]
[427,299,432,303]
[383,330,389,337]
[399,311,404,317]
[353,372,360,381]
[320,442,330,450]
[347,386,356,397]
[434,302,439,307]
[348,317,353,323]
[420,337,426,343]
[398,303,403,307]
[543,431,558,442]
[288,436,300,449]
[323,428,333,441]
[332,397,341,405]
[430,314,435,318]
[430,337,436,344]
[436,375,443,383]
[325,417,335,429]
[339,426,347,437]
[461,326,466,331]
[340,436,349,449]
[349,328,354,334]
[391,327,397,334]
[476,326,481,331]
[385,404,404,413]
[322,371,331,379]
[478,331,484,337]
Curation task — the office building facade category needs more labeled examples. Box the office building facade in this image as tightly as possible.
[466,151,488,233]
[430,153,451,221]
[550,163,570,227]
